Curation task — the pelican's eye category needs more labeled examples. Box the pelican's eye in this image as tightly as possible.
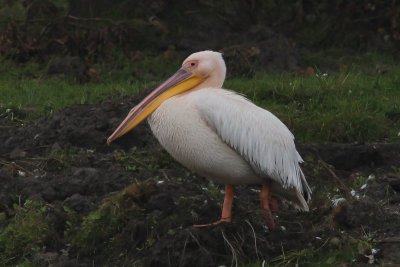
[184,60,198,71]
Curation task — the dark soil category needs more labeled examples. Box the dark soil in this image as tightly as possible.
[0,96,399,266]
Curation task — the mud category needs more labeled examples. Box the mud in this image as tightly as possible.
[0,96,399,266]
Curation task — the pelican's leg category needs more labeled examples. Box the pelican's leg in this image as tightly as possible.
[260,183,276,230]
[269,197,279,213]
[219,184,234,222]
[193,184,233,227]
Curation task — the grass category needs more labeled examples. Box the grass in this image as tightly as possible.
[267,240,373,267]
[0,182,378,267]
[0,54,179,121]
[1,53,399,143]
[65,180,159,258]
[228,65,400,142]
[0,70,145,121]
[0,200,49,265]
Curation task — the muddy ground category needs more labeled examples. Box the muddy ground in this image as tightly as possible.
[0,95,399,266]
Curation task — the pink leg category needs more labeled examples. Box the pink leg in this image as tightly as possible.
[269,197,279,213]
[193,185,233,228]
[260,184,276,230]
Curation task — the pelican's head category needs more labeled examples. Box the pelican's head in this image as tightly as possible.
[107,50,226,144]
[182,50,226,89]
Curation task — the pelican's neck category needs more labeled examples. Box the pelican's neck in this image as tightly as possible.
[195,67,226,90]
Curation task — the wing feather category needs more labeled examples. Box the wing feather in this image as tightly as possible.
[193,89,311,200]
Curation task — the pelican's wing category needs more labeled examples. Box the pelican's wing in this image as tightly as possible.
[194,89,311,201]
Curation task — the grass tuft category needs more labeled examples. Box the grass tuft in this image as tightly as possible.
[0,200,49,265]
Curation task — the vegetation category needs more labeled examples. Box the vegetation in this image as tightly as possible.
[0,200,49,265]
[0,177,381,267]
[1,0,399,61]
[229,60,400,143]
[1,1,399,266]
[1,53,399,143]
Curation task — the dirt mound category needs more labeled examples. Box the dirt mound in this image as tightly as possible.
[298,143,400,170]
[0,98,399,266]
[0,93,154,156]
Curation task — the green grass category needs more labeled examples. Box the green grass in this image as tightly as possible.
[0,54,179,121]
[0,78,136,110]
[228,65,400,142]
[0,200,49,265]
[0,62,147,120]
[1,54,399,143]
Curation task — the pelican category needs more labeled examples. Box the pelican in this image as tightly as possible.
[107,50,311,229]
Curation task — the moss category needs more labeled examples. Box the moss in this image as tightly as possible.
[66,180,157,256]
[0,200,49,265]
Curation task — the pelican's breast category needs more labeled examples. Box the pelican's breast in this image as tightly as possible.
[147,91,261,185]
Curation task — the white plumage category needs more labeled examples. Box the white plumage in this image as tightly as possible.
[108,50,312,227]
[149,88,311,210]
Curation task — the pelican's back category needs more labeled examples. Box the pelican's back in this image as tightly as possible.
[191,88,312,204]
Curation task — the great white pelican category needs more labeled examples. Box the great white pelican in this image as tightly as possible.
[107,50,311,229]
